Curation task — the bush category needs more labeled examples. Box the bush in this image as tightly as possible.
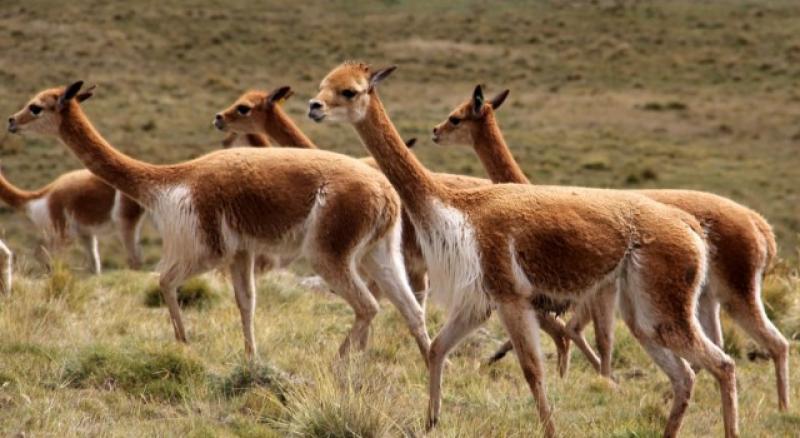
[144,277,219,309]
[63,345,205,402]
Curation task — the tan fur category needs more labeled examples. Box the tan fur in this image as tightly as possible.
[219,89,573,362]
[216,89,316,149]
[9,83,430,365]
[435,89,788,411]
[0,166,144,273]
[310,62,739,437]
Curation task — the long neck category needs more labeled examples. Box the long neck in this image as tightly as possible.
[59,102,160,205]
[0,171,41,209]
[245,133,271,146]
[264,107,317,149]
[471,111,530,184]
[353,92,441,217]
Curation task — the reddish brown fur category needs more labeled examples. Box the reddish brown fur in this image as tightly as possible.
[9,83,430,365]
[310,62,739,437]
[435,89,788,411]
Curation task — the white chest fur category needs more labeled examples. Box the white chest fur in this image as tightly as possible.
[416,199,488,320]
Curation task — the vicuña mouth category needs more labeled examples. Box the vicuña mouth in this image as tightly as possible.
[308,112,326,122]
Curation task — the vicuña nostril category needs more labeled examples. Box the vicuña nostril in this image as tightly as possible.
[7,118,13,124]
[214,114,222,121]
[309,101,322,110]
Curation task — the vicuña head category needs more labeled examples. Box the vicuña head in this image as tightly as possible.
[214,86,293,134]
[308,61,396,123]
[7,82,94,136]
[432,85,509,146]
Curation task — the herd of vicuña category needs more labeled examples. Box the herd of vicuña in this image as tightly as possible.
[5,61,787,438]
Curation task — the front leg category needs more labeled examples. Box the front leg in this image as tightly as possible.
[427,308,489,430]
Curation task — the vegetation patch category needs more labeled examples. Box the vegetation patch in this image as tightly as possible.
[274,367,406,438]
[219,363,292,401]
[144,277,219,309]
[45,259,91,309]
[62,345,205,402]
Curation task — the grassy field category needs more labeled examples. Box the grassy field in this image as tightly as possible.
[1,0,800,436]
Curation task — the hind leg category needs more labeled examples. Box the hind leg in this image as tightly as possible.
[79,233,101,275]
[309,251,380,356]
[590,284,618,379]
[362,240,430,363]
[119,216,144,270]
[564,300,602,373]
[621,285,739,438]
[697,287,723,347]
[230,251,258,360]
[495,298,556,438]
[724,290,789,411]
[158,264,195,343]
[618,291,696,437]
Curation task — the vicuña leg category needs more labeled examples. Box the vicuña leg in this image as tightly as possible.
[310,251,380,356]
[697,287,723,347]
[619,291,695,437]
[119,216,144,269]
[724,287,789,411]
[158,264,192,343]
[0,240,12,295]
[427,308,488,430]
[590,284,618,378]
[362,240,431,363]
[230,250,258,360]
[79,233,101,275]
[496,298,556,438]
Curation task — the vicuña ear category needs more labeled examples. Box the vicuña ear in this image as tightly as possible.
[404,137,417,148]
[489,89,510,111]
[368,65,397,91]
[76,84,97,103]
[471,84,485,117]
[267,86,294,106]
[58,81,84,110]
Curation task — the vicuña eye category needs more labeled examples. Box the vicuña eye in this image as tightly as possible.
[448,116,461,126]
[341,89,357,99]
[236,105,252,115]
[29,104,43,116]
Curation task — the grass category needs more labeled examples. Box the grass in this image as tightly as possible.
[0,265,799,436]
[0,0,799,436]
[144,276,220,310]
